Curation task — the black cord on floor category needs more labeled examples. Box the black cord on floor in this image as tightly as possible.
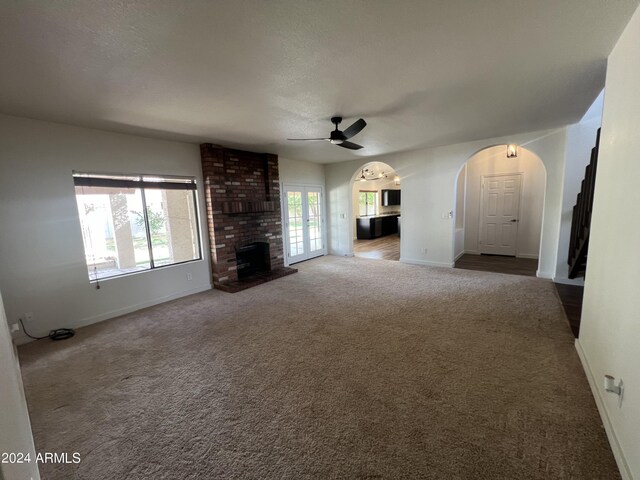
[19,318,75,341]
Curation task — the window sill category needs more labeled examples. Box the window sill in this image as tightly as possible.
[88,257,205,284]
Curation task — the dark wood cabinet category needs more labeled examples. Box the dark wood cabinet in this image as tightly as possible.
[356,214,400,239]
[374,217,382,237]
[382,189,401,206]
[357,217,374,239]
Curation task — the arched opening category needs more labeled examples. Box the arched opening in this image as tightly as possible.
[452,145,547,276]
[349,161,401,261]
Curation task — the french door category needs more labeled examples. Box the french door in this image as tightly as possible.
[283,185,326,264]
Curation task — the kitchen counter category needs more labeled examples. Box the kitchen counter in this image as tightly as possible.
[358,212,401,218]
[356,213,400,239]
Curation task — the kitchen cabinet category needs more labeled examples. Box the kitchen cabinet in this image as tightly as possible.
[356,214,400,239]
[381,189,401,206]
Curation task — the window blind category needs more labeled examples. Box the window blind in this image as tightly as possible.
[73,173,197,191]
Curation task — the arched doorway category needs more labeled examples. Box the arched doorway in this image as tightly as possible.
[452,145,547,276]
[349,161,401,261]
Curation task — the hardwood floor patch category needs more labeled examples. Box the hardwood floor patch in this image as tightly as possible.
[354,235,400,261]
[455,254,538,277]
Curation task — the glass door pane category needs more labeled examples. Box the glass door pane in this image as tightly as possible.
[286,190,305,259]
[284,185,324,264]
[307,190,322,253]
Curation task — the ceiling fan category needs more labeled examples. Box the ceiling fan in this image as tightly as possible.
[287,116,367,150]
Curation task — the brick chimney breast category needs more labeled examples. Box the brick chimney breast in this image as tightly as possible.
[200,144,287,289]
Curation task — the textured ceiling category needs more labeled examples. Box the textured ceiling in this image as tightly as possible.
[0,0,637,163]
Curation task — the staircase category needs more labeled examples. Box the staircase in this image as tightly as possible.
[568,128,600,279]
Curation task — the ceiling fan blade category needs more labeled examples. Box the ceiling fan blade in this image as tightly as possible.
[342,118,367,139]
[287,138,329,141]
[338,141,363,150]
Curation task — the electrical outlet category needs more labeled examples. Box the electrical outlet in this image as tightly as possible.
[421,247,428,254]
[10,323,20,333]
[24,312,34,322]
[186,272,193,281]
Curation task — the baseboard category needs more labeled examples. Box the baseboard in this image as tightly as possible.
[77,283,212,328]
[14,283,212,345]
[575,339,632,480]
[463,250,538,260]
[328,249,354,257]
[454,251,465,261]
[536,270,554,279]
[553,276,585,286]
[400,257,454,268]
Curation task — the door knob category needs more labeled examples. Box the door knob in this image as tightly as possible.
[510,219,518,222]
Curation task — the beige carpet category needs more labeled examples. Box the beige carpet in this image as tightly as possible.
[18,256,618,479]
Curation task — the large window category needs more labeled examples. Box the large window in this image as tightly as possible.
[358,191,378,217]
[73,172,201,281]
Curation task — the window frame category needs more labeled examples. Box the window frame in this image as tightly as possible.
[358,190,378,217]
[73,171,203,282]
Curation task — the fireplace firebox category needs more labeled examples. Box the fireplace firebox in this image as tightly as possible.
[235,242,271,279]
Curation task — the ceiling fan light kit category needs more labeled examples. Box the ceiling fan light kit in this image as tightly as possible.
[288,116,367,150]
[358,168,389,182]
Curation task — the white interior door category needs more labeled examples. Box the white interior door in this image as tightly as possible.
[480,174,521,256]
[283,185,326,264]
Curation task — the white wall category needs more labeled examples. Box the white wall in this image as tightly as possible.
[0,114,212,343]
[462,146,546,259]
[576,5,640,479]
[555,91,604,285]
[279,157,325,187]
[0,289,40,480]
[325,127,567,275]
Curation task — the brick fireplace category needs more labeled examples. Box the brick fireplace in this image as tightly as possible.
[200,144,296,292]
